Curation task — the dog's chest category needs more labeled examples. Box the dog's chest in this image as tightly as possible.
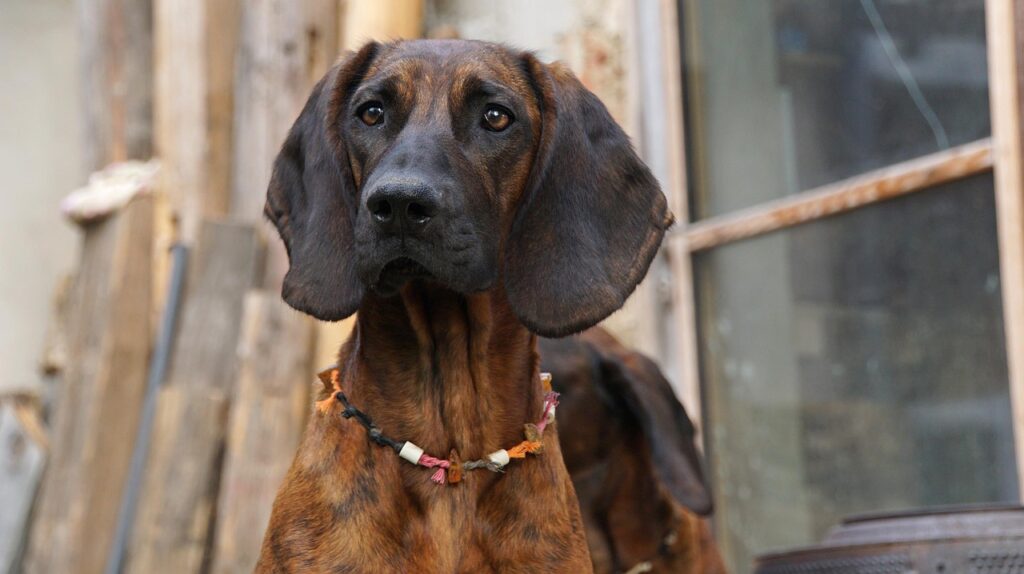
[263,445,590,573]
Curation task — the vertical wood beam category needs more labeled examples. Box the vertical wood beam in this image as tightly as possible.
[209,293,315,574]
[231,0,339,289]
[24,197,156,574]
[639,0,704,440]
[78,0,153,171]
[125,222,263,574]
[987,0,1024,499]
[341,0,423,49]
[154,0,240,242]
[0,402,45,573]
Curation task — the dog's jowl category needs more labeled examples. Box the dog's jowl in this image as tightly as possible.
[258,39,671,574]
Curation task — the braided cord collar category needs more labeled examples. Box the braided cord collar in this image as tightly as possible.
[316,368,559,485]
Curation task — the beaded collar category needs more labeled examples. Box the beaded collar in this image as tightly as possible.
[316,367,560,485]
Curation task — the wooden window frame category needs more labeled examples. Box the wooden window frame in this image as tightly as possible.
[649,0,1024,498]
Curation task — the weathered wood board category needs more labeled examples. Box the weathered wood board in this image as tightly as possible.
[124,221,262,574]
[24,196,156,574]
[209,292,315,574]
[0,403,46,574]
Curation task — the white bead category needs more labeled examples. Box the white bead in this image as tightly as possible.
[546,404,557,424]
[487,449,510,467]
[399,442,424,465]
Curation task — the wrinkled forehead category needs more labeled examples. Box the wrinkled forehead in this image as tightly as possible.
[352,40,536,113]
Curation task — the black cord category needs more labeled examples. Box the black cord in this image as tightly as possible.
[334,391,404,453]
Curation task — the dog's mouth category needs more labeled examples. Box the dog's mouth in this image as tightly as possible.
[374,256,435,293]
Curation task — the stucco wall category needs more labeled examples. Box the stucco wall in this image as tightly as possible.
[0,0,82,394]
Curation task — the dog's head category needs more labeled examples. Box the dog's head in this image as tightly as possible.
[266,39,671,336]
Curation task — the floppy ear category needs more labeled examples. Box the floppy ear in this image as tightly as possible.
[264,42,379,321]
[600,352,712,516]
[505,56,673,337]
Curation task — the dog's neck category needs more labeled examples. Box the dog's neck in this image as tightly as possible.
[267,282,590,572]
[336,282,543,458]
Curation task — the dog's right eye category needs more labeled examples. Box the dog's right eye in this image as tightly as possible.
[358,102,384,126]
[482,105,513,132]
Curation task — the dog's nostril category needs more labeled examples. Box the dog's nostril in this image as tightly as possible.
[370,198,393,222]
[407,202,433,224]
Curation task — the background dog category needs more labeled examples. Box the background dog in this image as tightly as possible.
[542,329,727,574]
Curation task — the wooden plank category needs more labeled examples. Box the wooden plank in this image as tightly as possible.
[154,0,239,242]
[205,0,242,230]
[682,139,994,252]
[125,221,263,574]
[127,386,231,574]
[0,402,46,574]
[24,197,156,574]
[78,0,153,171]
[105,244,189,574]
[164,223,265,393]
[231,0,339,289]
[657,0,703,438]
[987,0,1024,499]
[341,0,423,49]
[210,292,315,574]
[629,0,704,438]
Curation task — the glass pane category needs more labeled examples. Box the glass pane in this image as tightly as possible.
[696,175,1016,573]
[684,0,989,219]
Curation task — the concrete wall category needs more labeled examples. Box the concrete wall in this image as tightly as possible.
[0,0,81,395]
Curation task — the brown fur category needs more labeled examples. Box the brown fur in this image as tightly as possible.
[258,40,671,573]
[259,288,590,572]
[540,330,727,573]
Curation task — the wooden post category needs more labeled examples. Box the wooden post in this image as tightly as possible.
[986,0,1024,499]
[0,402,46,573]
[24,196,157,574]
[210,292,315,574]
[78,0,153,170]
[230,0,339,289]
[630,0,704,437]
[125,222,263,574]
[341,0,424,49]
[154,0,240,242]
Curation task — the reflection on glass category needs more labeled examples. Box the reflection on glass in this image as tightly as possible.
[696,176,1016,573]
[684,0,989,218]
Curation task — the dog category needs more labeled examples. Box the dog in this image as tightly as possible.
[258,39,671,573]
[540,330,727,573]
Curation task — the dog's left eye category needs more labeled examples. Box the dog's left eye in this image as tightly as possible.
[482,105,513,132]
[358,102,385,126]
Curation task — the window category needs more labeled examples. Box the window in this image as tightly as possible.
[662,0,1024,571]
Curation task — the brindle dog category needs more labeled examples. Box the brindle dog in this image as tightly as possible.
[258,39,671,573]
[541,330,727,573]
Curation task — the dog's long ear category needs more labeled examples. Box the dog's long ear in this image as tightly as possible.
[601,352,712,516]
[264,42,379,321]
[506,56,672,337]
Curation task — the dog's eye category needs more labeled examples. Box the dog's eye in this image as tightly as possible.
[358,102,384,126]
[482,105,513,132]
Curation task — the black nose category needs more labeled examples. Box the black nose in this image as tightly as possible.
[366,183,441,232]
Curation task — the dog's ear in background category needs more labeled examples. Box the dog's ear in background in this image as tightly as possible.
[542,332,721,572]
[264,42,379,321]
[506,55,673,338]
[598,350,712,516]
